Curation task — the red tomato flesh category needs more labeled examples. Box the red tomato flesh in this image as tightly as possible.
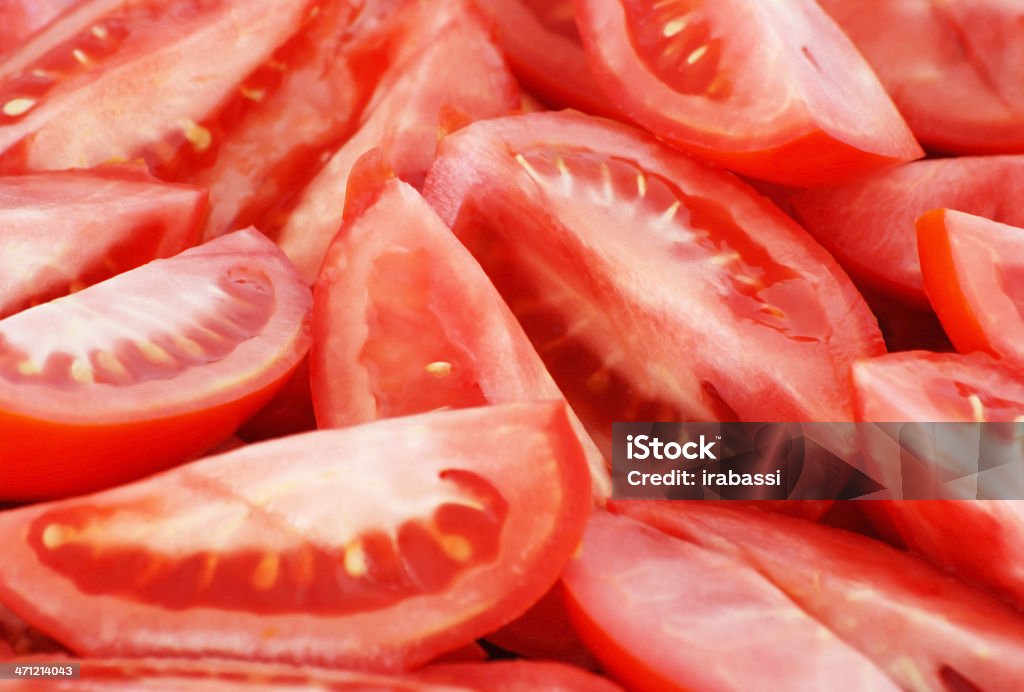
[0,403,591,671]
[918,209,1024,370]
[0,0,82,57]
[818,0,1024,154]
[425,112,884,454]
[416,660,623,691]
[275,0,519,283]
[561,511,897,691]
[573,0,922,186]
[613,500,1024,692]
[0,165,206,319]
[311,169,609,497]
[0,229,312,501]
[773,155,1024,308]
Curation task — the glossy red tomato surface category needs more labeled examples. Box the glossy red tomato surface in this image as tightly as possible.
[0,229,311,501]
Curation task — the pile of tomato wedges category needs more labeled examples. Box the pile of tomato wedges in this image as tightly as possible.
[2,0,1024,689]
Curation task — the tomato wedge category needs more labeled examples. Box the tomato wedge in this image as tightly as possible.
[0,165,206,319]
[424,112,883,454]
[613,501,1024,691]
[918,209,1024,369]
[0,403,591,670]
[560,511,897,691]
[311,162,609,497]
[818,0,1024,154]
[275,0,519,283]
[473,0,617,117]
[573,0,922,186]
[0,229,311,501]
[853,351,1024,423]
[0,0,321,173]
[773,155,1024,308]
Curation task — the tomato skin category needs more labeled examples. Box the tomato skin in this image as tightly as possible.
[573,0,922,186]
[561,511,897,691]
[0,403,591,671]
[424,111,884,450]
[773,155,1024,308]
[818,0,1024,154]
[918,209,1024,369]
[614,500,1024,692]
[0,165,207,319]
[0,229,312,501]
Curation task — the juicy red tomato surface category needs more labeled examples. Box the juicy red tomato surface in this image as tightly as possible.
[424,111,884,455]
[474,0,618,117]
[0,229,311,501]
[772,155,1024,308]
[0,403,591,670]
[275,0,519,283]
[0,165,206,319]
[818,0,1024,154]
[0,0,81,56]
[573,0,922,186]
[918,209,1024,369]
[415,660,623,691]
[311,162,609,497]
[561,511,897,691]
[613,501,1024,691]
[0,0,322,174]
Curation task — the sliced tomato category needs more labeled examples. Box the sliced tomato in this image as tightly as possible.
[0,0,81,57]
[773,155,1024,308]
[613,501,1024,691]
[918,209,1024,368]
[275,0,519,283]
[423,112,884,454]
[0,229,311,501]
[0,403,591,670]
[0,0,322,173]
[416,661,623,691]
[310,163,609,497]
[853,351,1024,423]
[0,165,206,319]
[430,641,488,665]
[818,0,1024,154]
[473,0,617,117]
[1,602,65,657]
[484,582,598,669]
[573,0,922,186]
[560,511,896,691]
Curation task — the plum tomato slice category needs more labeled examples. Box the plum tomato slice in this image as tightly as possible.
[0,0,322,173]
[275,0,519,283]
[613,501,1024,692]
[415,660,624,691]
[0,403,592,671]
[0,229,311,501]
[473,0,618,118]
[818,0,1024,154]
[853,351,1024,423]
[311,164,609,497]
[424,112,884,454]
[572,0,922,186]
[918,209,1024,369]
[772,155,1024,308]
[560,511,897,691]
[0,165,206,319]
